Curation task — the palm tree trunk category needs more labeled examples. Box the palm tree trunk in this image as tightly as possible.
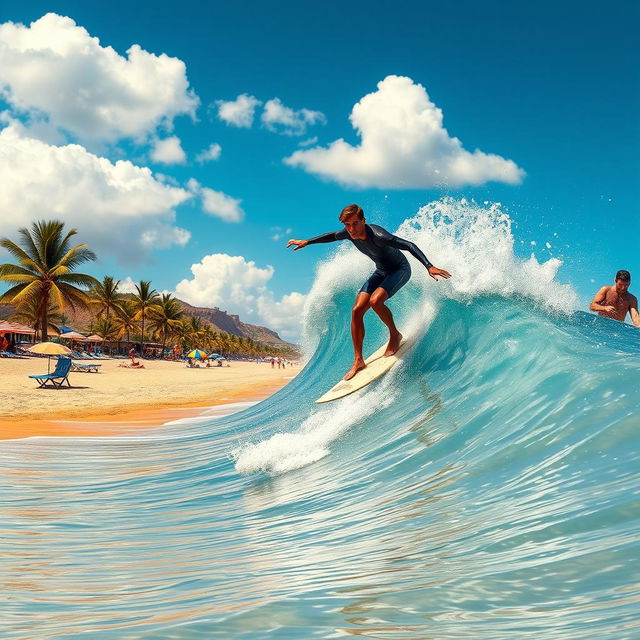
[40,291,49,342]
[140,309,146,354]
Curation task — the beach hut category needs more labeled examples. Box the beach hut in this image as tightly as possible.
[0,320,36,351]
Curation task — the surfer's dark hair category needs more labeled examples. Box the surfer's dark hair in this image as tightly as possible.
[339,204,364,222]
[616,270,631,282]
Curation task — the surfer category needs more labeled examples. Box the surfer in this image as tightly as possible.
[287,204,451,380]
[590,270,640,326]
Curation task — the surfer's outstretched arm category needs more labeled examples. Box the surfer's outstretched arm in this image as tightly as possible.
[371,226,452,281]
[287,229,349,251]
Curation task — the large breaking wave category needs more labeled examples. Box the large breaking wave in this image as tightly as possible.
[2,199,639,639]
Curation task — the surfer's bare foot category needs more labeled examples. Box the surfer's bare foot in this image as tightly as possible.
[384,332,402,357]
[344,358,366,381]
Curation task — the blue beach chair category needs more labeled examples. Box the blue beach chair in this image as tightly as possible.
[70,360,101,373]
[29,357,73,388]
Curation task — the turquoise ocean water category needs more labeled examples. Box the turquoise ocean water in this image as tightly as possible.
[2,200,639,638]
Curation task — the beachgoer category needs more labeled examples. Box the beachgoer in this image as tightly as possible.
[590,270,640,326]
[288,204,451,380]
[127,346,146,367]
[0,335,8,352]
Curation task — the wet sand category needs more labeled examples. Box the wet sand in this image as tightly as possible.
[0,357,298,440]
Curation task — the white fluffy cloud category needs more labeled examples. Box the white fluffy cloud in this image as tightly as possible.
[256,291,306,340]
[174,254,305,340]
[150,136,187,164]
[202,189,245,223]
[0,124,191,263]
[285,75,525,188]
[117,276,138,294]
[261,98,326,136]
[196,142,222,163]
[216,94,261,128]
[187,179,245,223]
[0,13,198,144]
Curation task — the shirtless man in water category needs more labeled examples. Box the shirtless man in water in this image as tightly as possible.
[287,204,451,380]
[590,270,640,327]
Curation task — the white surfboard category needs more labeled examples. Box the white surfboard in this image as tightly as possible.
[315,340,410,404]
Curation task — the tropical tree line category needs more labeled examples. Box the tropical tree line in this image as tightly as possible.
[0,220,299,360]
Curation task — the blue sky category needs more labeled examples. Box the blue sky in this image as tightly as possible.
[0,1,638,339]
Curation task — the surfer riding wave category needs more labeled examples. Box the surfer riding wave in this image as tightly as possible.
[287,204,451,380]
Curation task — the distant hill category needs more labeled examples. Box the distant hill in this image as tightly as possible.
[174,299,294,347]
[0,299,297,349]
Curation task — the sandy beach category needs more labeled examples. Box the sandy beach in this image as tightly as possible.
[0,357,298,440]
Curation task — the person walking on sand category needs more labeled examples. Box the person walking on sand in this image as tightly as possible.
[287,204,451,380]
[590,270,640,326]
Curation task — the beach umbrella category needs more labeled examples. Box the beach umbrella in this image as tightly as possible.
[85,334,104,342]
[28,341,72,372]
[207,353,221,359]
[186,349,207,360]
[59,331,87,340]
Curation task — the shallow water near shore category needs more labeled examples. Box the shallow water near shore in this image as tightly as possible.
[2,200,639,639]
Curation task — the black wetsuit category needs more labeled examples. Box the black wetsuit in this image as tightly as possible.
[307,224,433,298]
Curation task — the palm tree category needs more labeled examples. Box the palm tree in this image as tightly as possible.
[0,220,99,340]
[11,298,64,338]
[114,300,138,344]
[186,315,207,351]
[150,293,184,357]
[88,316,119,341]
[132,280,160,353]
[90,276,124,326]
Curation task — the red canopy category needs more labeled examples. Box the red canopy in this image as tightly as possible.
[0,321,36,335]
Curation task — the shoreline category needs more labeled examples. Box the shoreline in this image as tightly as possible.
[1,358,297,440]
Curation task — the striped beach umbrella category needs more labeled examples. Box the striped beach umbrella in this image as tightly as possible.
[186,349,207,360]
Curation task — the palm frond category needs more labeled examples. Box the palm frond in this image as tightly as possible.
[0,238,36,267]
[56,284,94,313]
[0,273,38,284]
[0,264,38,278]
[0,283,33,304]
[16,226,41,263]
[6,280,44,308]
[49,264,70,278]
[58,245,98,270]
[49,284,67,314]
[57,273,101,288]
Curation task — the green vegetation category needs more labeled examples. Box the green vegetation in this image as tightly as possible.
[1,220,299,359]
[0,220,98,340]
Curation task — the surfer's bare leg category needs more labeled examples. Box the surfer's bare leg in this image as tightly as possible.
[345,292,370,380]
[370,288,402,357]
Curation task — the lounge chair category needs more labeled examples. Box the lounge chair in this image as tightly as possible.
[1,351,21,358]
[29,357,73,388]
[70,360,101,373]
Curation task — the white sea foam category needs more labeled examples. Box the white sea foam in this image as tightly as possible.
[395,198,578,309]
[233,372,400,474]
